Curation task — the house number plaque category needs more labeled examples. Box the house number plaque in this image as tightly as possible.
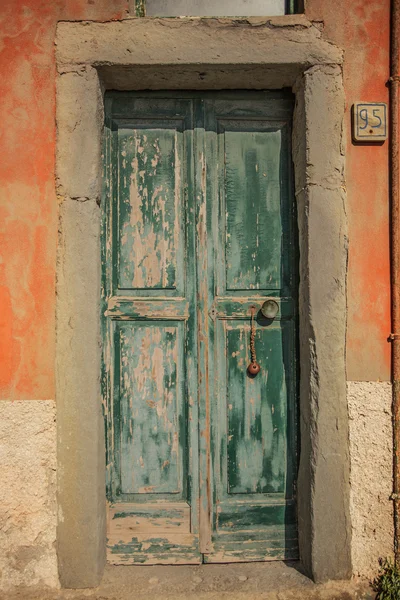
[352,102,387,142]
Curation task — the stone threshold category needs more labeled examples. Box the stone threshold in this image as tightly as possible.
[1,562,373,599]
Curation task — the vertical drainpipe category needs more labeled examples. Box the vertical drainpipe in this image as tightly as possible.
[390,0,400,567]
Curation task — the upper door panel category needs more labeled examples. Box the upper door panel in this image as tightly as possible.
[205,97,295,298]
[222,120,291,292]
[117,122,185,293]
[108,98,193,299]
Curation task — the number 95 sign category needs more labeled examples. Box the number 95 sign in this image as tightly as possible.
[352,102,387,142]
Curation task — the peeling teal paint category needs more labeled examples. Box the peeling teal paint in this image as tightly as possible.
[102,92,298,564]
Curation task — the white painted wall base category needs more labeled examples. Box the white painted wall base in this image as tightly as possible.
[348,381,394,576]
[0,400,58,590]
[0,388,394,589]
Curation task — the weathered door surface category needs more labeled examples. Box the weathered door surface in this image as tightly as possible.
[102,92,298,565]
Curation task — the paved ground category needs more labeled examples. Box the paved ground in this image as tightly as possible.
[0,563,375,600]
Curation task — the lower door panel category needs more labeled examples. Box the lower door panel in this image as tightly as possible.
[108,503,200,564]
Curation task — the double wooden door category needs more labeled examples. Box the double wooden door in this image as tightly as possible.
[102,91,298,564]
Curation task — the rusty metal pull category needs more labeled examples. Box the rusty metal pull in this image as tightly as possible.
[247,306,261,376]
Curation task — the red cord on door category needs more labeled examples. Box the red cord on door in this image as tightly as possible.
[247,306,261,376]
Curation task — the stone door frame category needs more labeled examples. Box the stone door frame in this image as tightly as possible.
[55,16,351,588]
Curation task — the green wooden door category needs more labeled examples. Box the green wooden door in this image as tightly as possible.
[102,92,298,565]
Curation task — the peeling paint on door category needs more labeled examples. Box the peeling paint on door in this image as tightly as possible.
[102,92,298,565]
[118,128,181,290]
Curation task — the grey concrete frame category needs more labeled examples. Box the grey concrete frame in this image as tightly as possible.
[55,15,351,588]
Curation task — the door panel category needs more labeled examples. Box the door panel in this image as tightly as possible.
[223,121,288,292]
[117,124,185,292]
[102,95,200,564]
[102,92,298,565]
[225,321,292,495]
[117,321,183,496]
[204,97,298,562]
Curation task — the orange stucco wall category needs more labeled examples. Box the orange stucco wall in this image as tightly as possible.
[0,0,391,401]
[306,0,391,382]
[0,0,129,400]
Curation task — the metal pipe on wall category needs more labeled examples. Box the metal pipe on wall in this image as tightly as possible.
[390,0,400,567]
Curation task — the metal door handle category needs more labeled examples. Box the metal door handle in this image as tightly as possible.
[246,301,279,377]
[247,306,261,376]
[260,299,279,320]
